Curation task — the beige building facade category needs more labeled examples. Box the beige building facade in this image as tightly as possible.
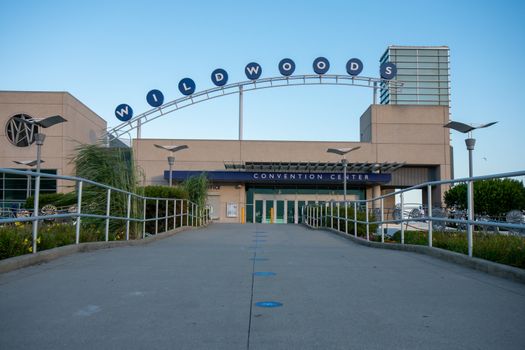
[0,91,107,202]
[1,91,451,223]
[133,104,451,223]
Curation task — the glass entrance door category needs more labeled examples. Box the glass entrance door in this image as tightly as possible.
[276,200,285,223]
[255,200,263,223]
[287,200,295,223]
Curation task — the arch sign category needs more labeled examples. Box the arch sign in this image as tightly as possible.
[114,57,397,122]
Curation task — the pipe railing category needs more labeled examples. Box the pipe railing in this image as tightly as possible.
[0,168,211,254]
[303,170,525,258]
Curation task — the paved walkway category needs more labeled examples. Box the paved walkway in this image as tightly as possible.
[1,224,525,349]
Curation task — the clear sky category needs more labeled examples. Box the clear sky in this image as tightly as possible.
[1,0,524,180]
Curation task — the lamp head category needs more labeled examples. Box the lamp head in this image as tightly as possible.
[326,146,361,156]
[34,133,46,145]
[154,144,189,153]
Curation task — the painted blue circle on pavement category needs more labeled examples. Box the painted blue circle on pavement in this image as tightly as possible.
[313,57,330,75]
[380,62,397,80]
[146,89,164,107]
[114,104,133,121]
[245,62,262,80]
[253,272,276,276]
[256,301,283,308]
[346,58,364,76]
[178,78,196,95]
[278,58,296,76]
[211,68,228,86]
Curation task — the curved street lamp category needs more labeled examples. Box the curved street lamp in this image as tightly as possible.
[14,115,67,254]
[154,144,189,187]
[326,146,361,201]
[444,120,497,257]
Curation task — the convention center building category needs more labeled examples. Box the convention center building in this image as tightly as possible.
[0,46,452,223]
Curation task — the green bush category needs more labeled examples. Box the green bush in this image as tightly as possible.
[0,222,106,260]
[444,179,525,216]
[390,230,525,268]
[0,224,32,259]
[140,185,190,234]
[140,185,188,200]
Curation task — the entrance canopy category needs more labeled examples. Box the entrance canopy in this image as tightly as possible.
[224,161,404,173]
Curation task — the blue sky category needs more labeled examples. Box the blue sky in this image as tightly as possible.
[1,0,524,179]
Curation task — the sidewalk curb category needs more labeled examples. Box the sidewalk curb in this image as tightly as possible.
[318,226,525,284]
[0,225,205,274]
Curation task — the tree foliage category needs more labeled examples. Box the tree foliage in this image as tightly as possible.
[71,143,145,238]
[444,179,525,216]
[182,173,209,208]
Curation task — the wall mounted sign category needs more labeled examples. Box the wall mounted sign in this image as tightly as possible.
[163,170,391,184]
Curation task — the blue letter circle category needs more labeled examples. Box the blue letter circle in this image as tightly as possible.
[146,89,164,107]
[245,62,262,80]
[114,104,133,122]
[211,68,228,87]
[313,57,330,75]
[178,78,196,95]
[279,58,295,76]
[346,58,363,76]
[380,62,397,80]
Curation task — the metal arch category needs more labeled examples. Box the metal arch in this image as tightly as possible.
[103,74,403,141]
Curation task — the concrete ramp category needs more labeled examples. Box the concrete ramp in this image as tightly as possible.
[1,224,525,349]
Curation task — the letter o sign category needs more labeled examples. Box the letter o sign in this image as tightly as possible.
[211,68,228,87]
[278,58,296,76]
[178,78,196,95]
[313,57,330,75]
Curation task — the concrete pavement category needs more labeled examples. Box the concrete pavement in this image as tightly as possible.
[1,224,525,349]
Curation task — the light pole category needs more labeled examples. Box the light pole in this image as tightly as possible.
[15,115,67,254]
[154,144,189,187]
[326,146,361,201]
[444,120,497,257]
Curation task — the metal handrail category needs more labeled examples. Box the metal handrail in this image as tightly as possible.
[303,170,525,258]
[0,168,211,254]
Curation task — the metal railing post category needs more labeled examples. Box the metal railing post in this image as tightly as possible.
[400,193,405,244]
[143,198,146,239]
[173,199,177,230]
[330,202,334,229]
[31,169,41,254]
[365,201,369,241]
[354,202,357,238]
[165,199,168,233]
[337,202,340,232]
[345,201,348,234]
[125,193,131,240]
[380,198,384,243]
[467,180,473,257]
[105,188,111,242]
[155,199,159,235]
[75,181,83,244]
[427,184,433,247]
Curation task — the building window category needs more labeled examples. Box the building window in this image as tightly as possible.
[0,169,57,203]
